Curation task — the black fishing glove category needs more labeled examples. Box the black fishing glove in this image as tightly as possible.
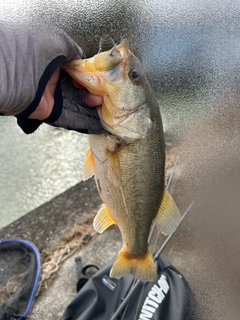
[44,75,103,134]
[0,21,103,134]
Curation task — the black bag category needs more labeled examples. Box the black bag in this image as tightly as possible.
[61,255,192,320]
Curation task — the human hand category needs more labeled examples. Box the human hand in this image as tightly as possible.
[0,22,104,134]
[29,69,104,134]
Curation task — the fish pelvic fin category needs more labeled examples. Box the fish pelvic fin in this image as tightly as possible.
[110,247,156,281]
[83,147,95,181]
[93,204,116,233]
[154,189,181,235]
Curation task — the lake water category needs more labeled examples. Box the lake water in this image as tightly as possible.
[0,117,89,228]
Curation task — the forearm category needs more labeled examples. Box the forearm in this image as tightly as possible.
[0,21,84,117]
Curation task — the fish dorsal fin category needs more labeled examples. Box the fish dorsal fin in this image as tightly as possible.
[93,204,116,233]
[82,146,95,181]
[154,189,181,235]
[98,35,116,53]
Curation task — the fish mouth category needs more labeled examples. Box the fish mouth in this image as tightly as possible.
[62,41,130,95]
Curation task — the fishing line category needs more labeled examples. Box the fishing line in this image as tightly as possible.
[150,229,161,257]
[109,202,194,320]
[166,155,179,196]
[147,222,156,244]
[109,280,140,320]
[119,279,145,320]
[133,281,147,320]
[154,202,194,260]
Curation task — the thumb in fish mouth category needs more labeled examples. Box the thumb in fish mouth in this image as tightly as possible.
[71,79,104,107]
[84,92,103,108]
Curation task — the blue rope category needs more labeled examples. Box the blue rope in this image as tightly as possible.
[0,238,41,320]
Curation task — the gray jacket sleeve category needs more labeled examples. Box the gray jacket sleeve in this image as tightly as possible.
[0,21,103,134]
[0,21,83,115]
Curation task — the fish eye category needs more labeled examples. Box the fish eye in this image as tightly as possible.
[129,69,141,85]
[131,70,139,79]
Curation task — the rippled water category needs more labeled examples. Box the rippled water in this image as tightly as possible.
[0,117,89,228]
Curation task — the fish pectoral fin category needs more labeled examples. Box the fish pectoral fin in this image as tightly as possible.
[93,204,116,233]
[154,189,181,235]
[82,147,95,181]
[110,247,156,281]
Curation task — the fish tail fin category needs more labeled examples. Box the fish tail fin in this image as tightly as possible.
[110,247,156,281]
[154,189,181,235]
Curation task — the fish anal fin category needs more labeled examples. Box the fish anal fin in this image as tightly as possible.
[93,204,116,233]
[154,189,181,235]
[110,247,156,281]
[83,147,95,181]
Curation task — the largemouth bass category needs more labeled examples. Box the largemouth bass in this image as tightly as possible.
[62,41,180,281]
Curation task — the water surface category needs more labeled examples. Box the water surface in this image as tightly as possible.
[0,117,88,228]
